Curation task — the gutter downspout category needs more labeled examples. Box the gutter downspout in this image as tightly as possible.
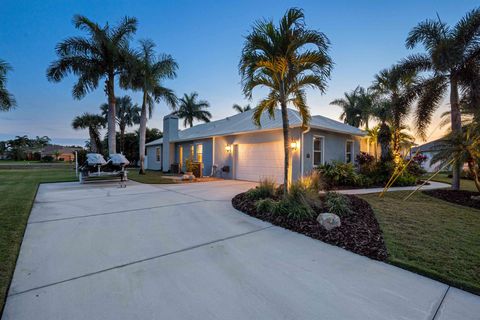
[300,126,311,177]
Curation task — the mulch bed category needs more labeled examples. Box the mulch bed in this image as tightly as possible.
[232,193,388,261]
[423,189,480,210]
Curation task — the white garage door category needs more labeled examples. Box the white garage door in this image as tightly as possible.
[235,142,284,184]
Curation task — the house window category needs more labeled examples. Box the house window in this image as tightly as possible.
[313,136,324,167]
[346,140,353,163]
[179,146,183,167]
[190,145,194,158]
[155,147,161,162]
[196,144,203,163]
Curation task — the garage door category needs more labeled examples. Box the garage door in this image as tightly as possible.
[235,142,284,184]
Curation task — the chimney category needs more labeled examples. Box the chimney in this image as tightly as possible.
[162,114,179,171]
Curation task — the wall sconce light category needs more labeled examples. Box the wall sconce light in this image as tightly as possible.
[290,141,298,151]
[225,144,232,153]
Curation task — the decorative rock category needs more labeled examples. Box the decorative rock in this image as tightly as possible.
[182,174,195,181]
[471,195,480,201]
[316,213,341,231]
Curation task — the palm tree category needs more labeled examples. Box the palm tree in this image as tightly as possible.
[400,8,480,189]
[366,125,380,160]
[174,92,211,128]
[330,86,373,129]
[372,100,393,161]
[330,88,361,127]
[0,59,16,111]
[47,15,138,155]
[232,103,252,113]
[72,113,106,153]
[371,66,418,162]
[121,39,177,174]
[101,96,141,153]
[239,8,332,194]
[431,124,480,192]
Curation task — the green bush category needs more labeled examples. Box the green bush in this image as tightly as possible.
[255,198,277,213]
[317,161,361,189]
[246,178,277,200]
[272,198,314,220]
[392,172,417,187]
[324,192,352,217]
[41,155,54,162]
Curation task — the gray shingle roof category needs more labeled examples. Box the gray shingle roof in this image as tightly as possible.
[146,108,365,146]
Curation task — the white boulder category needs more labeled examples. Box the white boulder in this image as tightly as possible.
[317,213,341,231]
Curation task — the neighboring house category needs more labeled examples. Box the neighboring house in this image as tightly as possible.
[146,108,365,183]
[410,139,449,172]
[40,145,83,162]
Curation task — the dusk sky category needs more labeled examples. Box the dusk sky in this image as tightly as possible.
[1,0,478,146]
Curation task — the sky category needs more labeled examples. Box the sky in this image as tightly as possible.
[1,0,478,146]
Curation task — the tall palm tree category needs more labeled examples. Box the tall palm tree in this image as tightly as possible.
[0,59,16,111]
[372,100,393,161]
[400,8,480,189]
[366,125,380,160]
[121,39,177,174]
[330,88,361,127]
[371,66,418,162]
[101,96,141,153]
[47,15,138,154]
[72,113,106,153]
[232,103,251,113]
[174,92,211,128]
[239,8,332,193]
[330,86,373,129]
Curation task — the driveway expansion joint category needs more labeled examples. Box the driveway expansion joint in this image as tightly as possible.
[8,225,274,297]
[432,286,450,320]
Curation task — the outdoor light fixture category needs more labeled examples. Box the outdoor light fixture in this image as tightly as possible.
[225,144,232,153]
[290,141,299,150]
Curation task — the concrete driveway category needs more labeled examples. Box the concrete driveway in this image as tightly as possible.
[3,180,479,319]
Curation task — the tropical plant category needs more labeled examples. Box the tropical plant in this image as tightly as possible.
[371,65,418,162]
[232,103,252,113]
[72,113,106,153]
[174,92,211,128]
[121,39,177,174]
[365,126,380,159]
[47,15,138,154]
[400,8,480,189]
[0,59,16,111]
[371,100,393,161]
[324,192,352,217]
[330,86,373,129]
[431,124,480,192]
[246,177,277,200]
[101,95,141,153]
[239,8,333,194]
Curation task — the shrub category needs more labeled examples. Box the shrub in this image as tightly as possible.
[393,172,417,186]
[356,152,375,174]
[41,155,54,162]
[324,192,352,217]
[255,198,277,213]
[317,161,360,189]
[246,178,277,200]
[406,154,427,177]
[272,198,314,220]
[300,170,323,192]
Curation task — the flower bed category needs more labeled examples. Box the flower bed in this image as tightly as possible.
[232,192,388,261]
[423,189,480,210]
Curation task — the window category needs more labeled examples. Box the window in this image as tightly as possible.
[190,145,194,158]
[179,146,183,167]
[196,144,203,163]
[155,147,161,162]
[313,136,324,167]
[345,140,353,163]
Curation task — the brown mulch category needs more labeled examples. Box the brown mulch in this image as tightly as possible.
[423,189,480,210]
[232,193,388,261]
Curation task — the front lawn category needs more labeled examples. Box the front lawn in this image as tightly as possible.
[128,170,175,184]
[360,191,480,295]
[0,168,76,312]
[426,172,478,192]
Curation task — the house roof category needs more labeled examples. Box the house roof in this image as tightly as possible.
[41,145,83,154]
[146,108,365,146]
[411,138,449,153]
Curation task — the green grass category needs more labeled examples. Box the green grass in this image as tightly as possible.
[425,172,478,192]
[0,168,76,311]
[360,191,480,294]
[128,170,175,184]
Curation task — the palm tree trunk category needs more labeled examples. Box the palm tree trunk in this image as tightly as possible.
[450,76,462,190]
[138,91,148,174]
[88,129,98,153]
[467,161,480,192]
[280,101,290,196]
[106,75,117,155]
[120,123,126,153]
